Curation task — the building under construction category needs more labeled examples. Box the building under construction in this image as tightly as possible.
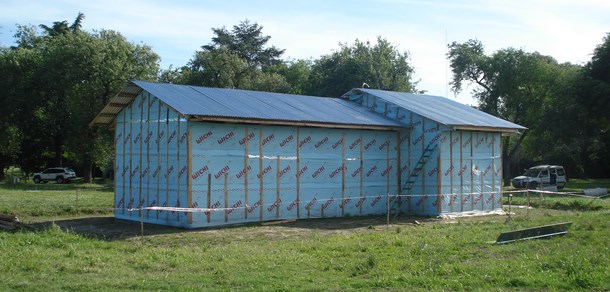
[91,81,525,227]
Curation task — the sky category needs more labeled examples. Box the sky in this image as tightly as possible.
[1,0,609,105]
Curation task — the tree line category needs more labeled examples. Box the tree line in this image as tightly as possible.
[0,13,608,183]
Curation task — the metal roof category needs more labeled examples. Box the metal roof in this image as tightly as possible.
[90,81,406,130]
[344,88,526,133]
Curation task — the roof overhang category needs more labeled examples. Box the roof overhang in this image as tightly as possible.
[89,82,143,128]
[187,115,408,131]
[452,125,525,135]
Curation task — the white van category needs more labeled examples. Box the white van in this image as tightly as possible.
[512,165,566,190]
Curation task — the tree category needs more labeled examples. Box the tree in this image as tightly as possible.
[183,21,293,93]
[447,39,584,181]
[307,37,416,97]
[202,20,285,69]
[2,13,160,182]
[570,33,610,177]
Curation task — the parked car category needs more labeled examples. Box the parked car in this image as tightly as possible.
[512,165,566,190]
[32,167,76,184]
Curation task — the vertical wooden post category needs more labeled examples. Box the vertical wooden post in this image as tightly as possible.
[207,173,211,223]
[460,131,464,212]
[187,122,193,225]
[138,94,143,219]
[421,119,426,215]
[449,131,454,213]
[165,107,170,223]
[491,133,496,210]
[224,172,229,223]
[396,131,402,214]
[470,132,475,211]
[359,133,364,215]
[156,100,161,220]
[386,137,391,202]
[296,128,301,219]
[121,107,127,215]
[244,127,249,219]
[341,132,346,216]
[176,112,181,223]
[276,155,281,219]
[145,94,151,219]
[259,128,264,222]
[407,112,412,213]
[437,156,442,214]
[128,103,133,217]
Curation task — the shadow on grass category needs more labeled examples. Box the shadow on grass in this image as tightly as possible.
[26,214,436,241]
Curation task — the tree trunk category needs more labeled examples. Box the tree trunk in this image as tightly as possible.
[503,131,528,186]
[83,157,93,183]
[54,134,63,166]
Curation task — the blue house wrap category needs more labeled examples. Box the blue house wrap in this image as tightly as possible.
[91,81,525,227]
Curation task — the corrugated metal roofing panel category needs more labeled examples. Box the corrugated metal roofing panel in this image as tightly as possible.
[132,81,405,129]
[345,88,526,131]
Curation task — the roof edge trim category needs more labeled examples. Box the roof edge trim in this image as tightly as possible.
[188,115,408,131]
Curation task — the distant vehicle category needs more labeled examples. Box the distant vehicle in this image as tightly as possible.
[512,165,566,190]
[32,167,76,184]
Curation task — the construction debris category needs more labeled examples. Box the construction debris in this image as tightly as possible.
[0,214,22,230]
[495,222,572,244]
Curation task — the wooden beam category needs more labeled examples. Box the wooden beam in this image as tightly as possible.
[187,116,407,132]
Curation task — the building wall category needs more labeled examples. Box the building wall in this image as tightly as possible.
[114,91,409,228]
[348,93,503,216]
[189,122,408,228]
[114,91,189,227]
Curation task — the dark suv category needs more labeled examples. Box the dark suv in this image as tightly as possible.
[32,167,76,184]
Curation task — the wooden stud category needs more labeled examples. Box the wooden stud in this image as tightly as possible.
[359,133,364,215]
[421,118,426,215]
[341,132,346,216]
[244,127,249,219]
[207,173,211,223]
[176,112,181,222]
[276,155,281,219]
[224,172,229,223]
[259,128,264,222]
[437,155,442,214]
[156,100,161,220]
[146,94,151,219]
[460,131,464,212]
[491,133,496,210]
[165,107,170,223]
[470,132,475,211]
[128,101,133,217]
[396,131,402,213]
[187,124,193,224]
[407,112,412,213]
[138,94,144,221]
[449,131,454,212]
[296,128,301,219]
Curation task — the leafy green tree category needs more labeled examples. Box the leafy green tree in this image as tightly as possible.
[447,39,585,181]
[307,37,416,97]
[2,13,160,182]
[183,21,293,93]
[202,20,285,69]
[571,33,610,177]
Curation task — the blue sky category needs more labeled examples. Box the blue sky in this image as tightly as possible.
[1,0,609,104]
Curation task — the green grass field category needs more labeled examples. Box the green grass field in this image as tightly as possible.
[0,177,608,290]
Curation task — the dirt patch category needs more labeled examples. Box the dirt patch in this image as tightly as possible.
[30,215,441,241]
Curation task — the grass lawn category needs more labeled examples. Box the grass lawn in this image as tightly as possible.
[0,178,608,290]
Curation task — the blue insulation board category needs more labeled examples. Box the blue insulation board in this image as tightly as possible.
[115,91,189,227]
[189,122,404,228]
[347,92,504,216]
[114,88,506,227]
[115,92,407,227]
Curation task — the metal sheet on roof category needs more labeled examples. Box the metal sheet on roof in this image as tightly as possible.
[345,88,526,131]
[131,81,404,129]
